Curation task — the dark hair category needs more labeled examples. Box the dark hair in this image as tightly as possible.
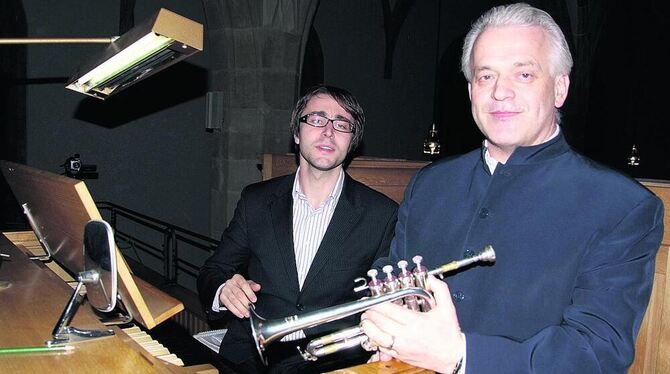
[290,85,365,151]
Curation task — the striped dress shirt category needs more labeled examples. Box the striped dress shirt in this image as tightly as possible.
[211,169,345,342]
[282,167,344,341]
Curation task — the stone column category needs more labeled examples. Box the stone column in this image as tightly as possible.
[204,0,319,237]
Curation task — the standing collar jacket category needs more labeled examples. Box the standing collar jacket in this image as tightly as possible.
[382,133,664,373]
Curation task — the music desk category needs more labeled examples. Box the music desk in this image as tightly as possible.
[0,234,215,374]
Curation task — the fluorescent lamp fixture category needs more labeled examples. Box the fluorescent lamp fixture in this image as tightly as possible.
[72,34,172,92]
[66,8,203,99]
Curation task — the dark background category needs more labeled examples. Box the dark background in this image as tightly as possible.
[2,0,668,236]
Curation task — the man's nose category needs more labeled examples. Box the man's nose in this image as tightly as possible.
[492,78,514,101]
[321,120,335,136]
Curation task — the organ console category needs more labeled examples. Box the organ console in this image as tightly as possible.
[0,161,217,373]
[0,232,216,373]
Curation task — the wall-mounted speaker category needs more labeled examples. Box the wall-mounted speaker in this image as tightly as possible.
[205,91,224,132]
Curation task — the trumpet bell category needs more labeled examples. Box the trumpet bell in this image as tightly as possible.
[249,305,269,365]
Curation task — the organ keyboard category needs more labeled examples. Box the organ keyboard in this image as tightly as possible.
[122,325,185,367]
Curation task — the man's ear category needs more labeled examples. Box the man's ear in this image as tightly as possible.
[554,74,570,108]
[468,83,472,101]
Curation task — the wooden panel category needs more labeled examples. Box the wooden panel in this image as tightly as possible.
[643,181,670,247]
[0,161,183,330]
[0,236,209,373]
[3,231,75,281]
[260,154,428,203]
[327,360,433,373]
[630,246,668,374]
[629,180,670,373]
[659,251,670,373]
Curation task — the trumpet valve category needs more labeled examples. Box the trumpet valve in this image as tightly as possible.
[397,260,421,310]
[397,260,415,288]
[382,265,399,293]
[411,255,429,289]
[367,269,384,296]
[367,269,380,283]
[411,255,427,272]
[397,260,410,275]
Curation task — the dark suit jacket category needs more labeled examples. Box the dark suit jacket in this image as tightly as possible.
[197,172,398,366]
[377,133,664,373]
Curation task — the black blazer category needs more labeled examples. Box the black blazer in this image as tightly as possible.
[197,172,398,365]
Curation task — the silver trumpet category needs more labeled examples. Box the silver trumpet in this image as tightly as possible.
[250,245,495,364]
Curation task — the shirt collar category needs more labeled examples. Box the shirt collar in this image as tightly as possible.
[292,167,345,208]
[482,125,562,173]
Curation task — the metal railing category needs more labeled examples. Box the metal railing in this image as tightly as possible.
[96,201,219,285]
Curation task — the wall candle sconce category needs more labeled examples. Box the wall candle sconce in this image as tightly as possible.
[627,144,640,166]
[423,123,441,156]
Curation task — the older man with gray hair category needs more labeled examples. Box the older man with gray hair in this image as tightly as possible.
[361,3,664,373]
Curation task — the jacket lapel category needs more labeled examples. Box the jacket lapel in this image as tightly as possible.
[269,175,300,293]
[301,175,363,291]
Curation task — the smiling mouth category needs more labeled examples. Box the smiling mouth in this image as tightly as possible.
[490,111,519,119]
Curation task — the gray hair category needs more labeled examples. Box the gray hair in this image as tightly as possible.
[461,3,573,82]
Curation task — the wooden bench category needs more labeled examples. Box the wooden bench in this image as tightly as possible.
[260,154,428,203]
[630,180,670,373]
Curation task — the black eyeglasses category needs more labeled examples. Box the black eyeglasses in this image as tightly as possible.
[299,113,355,133]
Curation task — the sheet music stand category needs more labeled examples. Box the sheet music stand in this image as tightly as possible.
[0,160,183,329]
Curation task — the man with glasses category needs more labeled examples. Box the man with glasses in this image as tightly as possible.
[198,85,398,373]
